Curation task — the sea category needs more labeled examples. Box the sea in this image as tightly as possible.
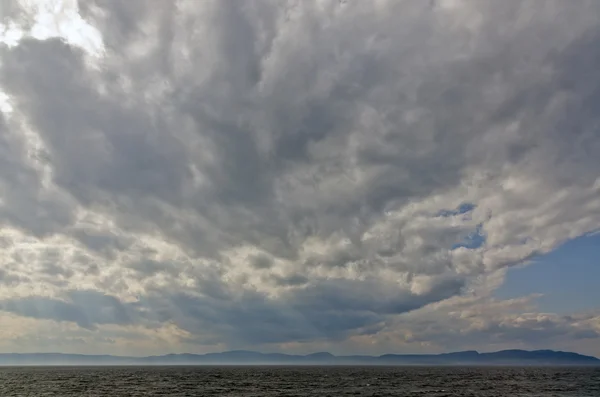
[0,366,598,396]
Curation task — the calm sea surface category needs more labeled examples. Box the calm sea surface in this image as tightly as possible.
[0,366,598,396]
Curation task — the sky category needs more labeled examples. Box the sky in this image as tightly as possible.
[0,0,599,358]
[495,233,600,314]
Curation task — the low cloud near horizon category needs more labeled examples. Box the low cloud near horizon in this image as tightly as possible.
[0,0,599,357]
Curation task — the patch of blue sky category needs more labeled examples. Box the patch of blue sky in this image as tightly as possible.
[494,232,600,313]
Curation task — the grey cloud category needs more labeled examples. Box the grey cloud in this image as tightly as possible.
[0,0,32,27]
[268,273,308,287]
[248,253,274,269]
[0,290,135,329]
[288,277,465,315]
[0,297,94,329]
[0,106,73,237]
[571,329,600,340]
[40,263,74,279]
[0,268,26,285]
[127,274,463,346]
[70,228,135,259]
[1,39,191,204]
[160,290,381,345]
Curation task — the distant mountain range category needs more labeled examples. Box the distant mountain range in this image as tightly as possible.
[0,349,598,366]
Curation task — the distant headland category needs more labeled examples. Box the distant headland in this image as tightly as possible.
[0,349,598,366]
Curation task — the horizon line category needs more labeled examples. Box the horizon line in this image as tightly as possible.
[0,348,597,360]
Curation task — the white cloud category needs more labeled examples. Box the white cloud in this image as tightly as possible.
[0,0,598,355]
[1,0,103,55]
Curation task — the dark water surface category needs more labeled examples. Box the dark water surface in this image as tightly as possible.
[0,366,599,396]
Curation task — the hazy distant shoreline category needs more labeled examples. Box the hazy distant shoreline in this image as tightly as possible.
[1,349,598,366]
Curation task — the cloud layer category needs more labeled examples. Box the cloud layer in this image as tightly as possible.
[0,0,599,355]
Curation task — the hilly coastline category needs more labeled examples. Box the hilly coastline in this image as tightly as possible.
[0,349,598,366]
